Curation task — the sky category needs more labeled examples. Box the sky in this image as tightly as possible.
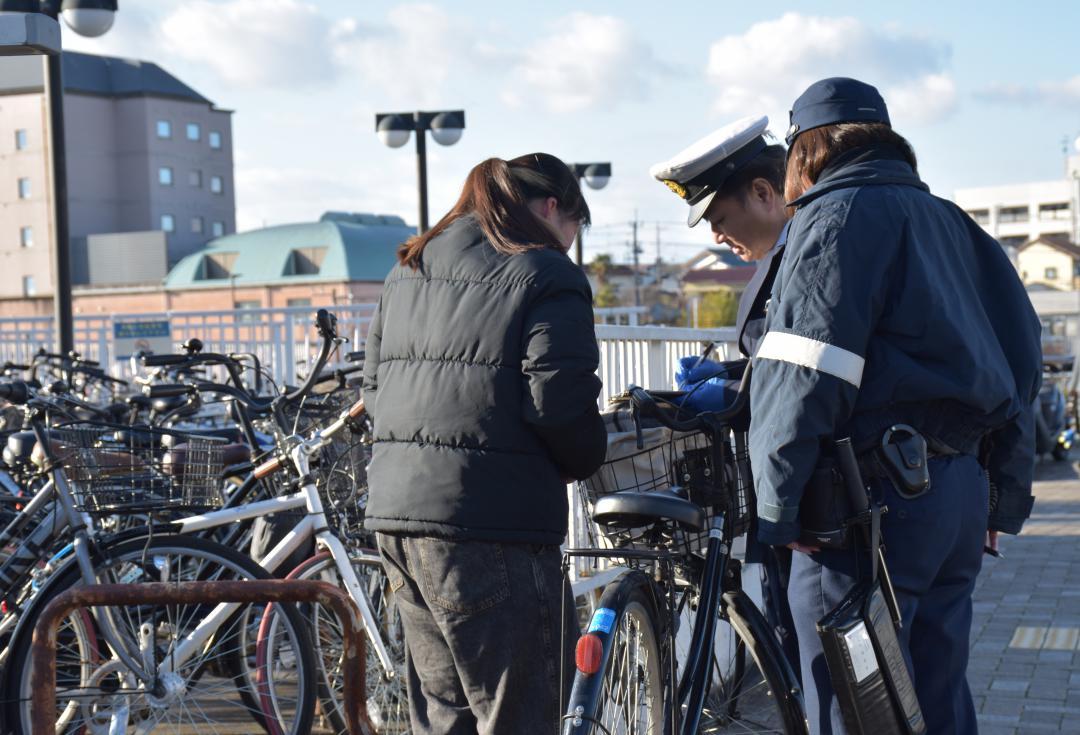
[60,0,1080,264]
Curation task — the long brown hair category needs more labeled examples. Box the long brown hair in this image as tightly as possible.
[398,153,591,269]
[784,123,918,203]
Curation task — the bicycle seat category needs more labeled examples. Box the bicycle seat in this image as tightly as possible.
[592,491,706,532]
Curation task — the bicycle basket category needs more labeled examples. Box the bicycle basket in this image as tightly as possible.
[315,433,371,541]
[42,422,226,513]
[577,413,754,556]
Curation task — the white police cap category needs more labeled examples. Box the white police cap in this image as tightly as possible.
[650,115,770,227]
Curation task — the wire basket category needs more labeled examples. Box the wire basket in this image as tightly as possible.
[44,422,226,514]
[576,425,754,559]
[315,435,372,541]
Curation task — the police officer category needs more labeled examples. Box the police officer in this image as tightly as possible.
[750,78,1041,734]
[650,115,800,672]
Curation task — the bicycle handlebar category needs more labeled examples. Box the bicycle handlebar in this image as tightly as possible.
[627,362,751,432]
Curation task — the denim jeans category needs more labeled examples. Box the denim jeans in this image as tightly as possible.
[377,533,578,735]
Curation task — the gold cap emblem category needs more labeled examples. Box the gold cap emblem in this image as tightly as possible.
[663,179,688,199]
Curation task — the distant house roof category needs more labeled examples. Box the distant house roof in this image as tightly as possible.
[0,51,213,105]
[685,247,746,271]
[1019,234,1080,260]
[165,212,414,289]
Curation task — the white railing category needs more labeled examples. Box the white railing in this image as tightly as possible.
[594,306,649,326]
[0,305,377,386]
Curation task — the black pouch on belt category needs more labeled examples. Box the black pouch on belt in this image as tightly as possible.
[877,425,931,499]
[798,457,854,549]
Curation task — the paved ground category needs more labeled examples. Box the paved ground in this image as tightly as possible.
[968,453,1080,734]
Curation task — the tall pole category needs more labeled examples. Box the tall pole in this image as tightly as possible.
[574,174,584,267]
[43,51,73,354]
[414,113,429,234]
[631,216,640,308]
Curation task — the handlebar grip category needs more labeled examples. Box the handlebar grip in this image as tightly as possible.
[0,381,30,405]
[141,354,189,367]
[348,398,366,419]
[3,363,30,371]
[254,456,284,480]
[144,384,194,398]
[345,350,365,363]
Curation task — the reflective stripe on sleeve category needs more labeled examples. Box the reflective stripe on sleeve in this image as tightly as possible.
[755,331,865,388]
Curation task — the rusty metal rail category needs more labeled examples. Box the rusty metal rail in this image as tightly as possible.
[31,580,375,735]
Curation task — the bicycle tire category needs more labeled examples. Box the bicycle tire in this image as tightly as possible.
[259,550,408,734]
[681,589,806,734]
[564,570,665,735]
[0,534,317,735]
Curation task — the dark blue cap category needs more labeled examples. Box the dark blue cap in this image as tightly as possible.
[785,77,890,146]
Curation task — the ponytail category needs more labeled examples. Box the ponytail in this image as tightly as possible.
[398,153,590,269]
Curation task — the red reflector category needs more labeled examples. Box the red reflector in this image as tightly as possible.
[1,601,7,615]
[576,633,603,674]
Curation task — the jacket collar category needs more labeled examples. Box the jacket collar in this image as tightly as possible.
[787,144,929,208]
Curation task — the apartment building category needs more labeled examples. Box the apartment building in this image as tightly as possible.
[0,51,235,302]
[954,154,1080,254]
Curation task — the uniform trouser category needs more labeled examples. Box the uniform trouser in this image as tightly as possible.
[787,454,987,735]
[760,545,802,681]
[376,533,577,735]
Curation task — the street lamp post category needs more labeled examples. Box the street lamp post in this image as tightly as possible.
[567,163,611,267]
[0,0,118,354]
[375,110,465,234]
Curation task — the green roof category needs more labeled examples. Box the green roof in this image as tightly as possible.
[165,213,414,288]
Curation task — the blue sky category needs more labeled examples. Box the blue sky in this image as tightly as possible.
[64,1,1080,263]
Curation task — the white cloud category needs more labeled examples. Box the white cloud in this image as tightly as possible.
[706,13,957,128]
[976,75,1080,106]
[158,0,351,89]
[510,13,663,113]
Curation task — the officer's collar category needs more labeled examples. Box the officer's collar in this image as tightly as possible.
[787,144,928,208]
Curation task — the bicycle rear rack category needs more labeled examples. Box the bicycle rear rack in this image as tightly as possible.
[30,579,375,735]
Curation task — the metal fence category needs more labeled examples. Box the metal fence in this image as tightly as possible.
[0,306,737,399]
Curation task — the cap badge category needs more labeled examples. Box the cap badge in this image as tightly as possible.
[663,179,689,199]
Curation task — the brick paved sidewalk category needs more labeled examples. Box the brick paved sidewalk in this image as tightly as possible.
[968,455,1080,734]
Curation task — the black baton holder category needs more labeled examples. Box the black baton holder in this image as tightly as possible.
[814,438,926,735]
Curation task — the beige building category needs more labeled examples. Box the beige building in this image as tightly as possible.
[0,51,235,300]
[1016,235,1080,291]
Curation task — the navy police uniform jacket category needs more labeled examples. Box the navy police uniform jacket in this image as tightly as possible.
[749,146,1042,546]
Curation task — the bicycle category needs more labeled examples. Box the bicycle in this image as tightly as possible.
[561,367,808,734]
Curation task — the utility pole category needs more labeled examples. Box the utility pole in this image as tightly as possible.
[631,215,641,309]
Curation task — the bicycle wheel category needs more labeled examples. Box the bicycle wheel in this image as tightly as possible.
[674,586,806,734]
[564,570,665,735]
[1,534,317,735]
[260,550,408,734]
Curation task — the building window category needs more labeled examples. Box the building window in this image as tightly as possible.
[156,120,171,139]
[286,298,312,308]
[997,206,1029,223]
[211,221,225,237]
[189,170,202,188]
[235,300,262,322]
[161,214,175,232]
[966,209,990,225]
[14,129,27,150]
[999,235,1026,250]
[22,276,35,297]
[186,123,201,141]
[158,167,173,186]
[191,216,204,234]
[197,252,238,279]
[209,131,222,149]
[19,226,31,248]
[210,176,224,195]
[1039,202,1070,221]
[284,247,327,276]
[1045,267,1058,280]
[17,178,30,199]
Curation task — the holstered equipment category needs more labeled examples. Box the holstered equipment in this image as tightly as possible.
[815,438,927,735]
[797,457,854,549]
[877,425,930,498]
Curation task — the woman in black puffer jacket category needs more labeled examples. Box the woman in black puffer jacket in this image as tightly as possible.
[362,152,607,735]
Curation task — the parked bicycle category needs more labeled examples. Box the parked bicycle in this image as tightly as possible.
[562,366,807,734]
